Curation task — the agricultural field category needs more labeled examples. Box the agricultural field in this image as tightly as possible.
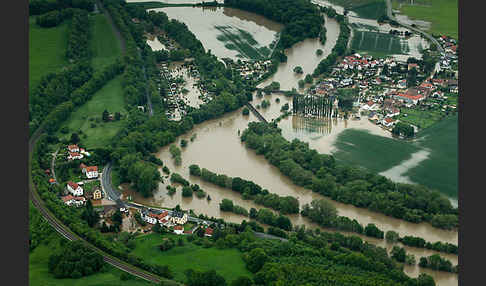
[215,25,273,60]
[395,0,458,39]
[57,75,126,149]
[29,16,69,91]
[90,14,123,71]
[332,114,458,199]
[130,233,252,283]
[397,107,444,129]
[351,30,409,57]
[29,237,155,286]
[327,0,387,19]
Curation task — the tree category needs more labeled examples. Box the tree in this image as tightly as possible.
[304,74,313,84]
[293,66,303,74]
[220,199,234,212]
[185,269,227,286]
[102,109,110,122]
[111,209,123,230]
[391,246,406,262]
[385,230,399,243]
[231,276,253,286]
[407,67,418,87]
[48,241,103,278]
[298,79,305,88]
[81,200,99,227]
[182,186,193,197]
[301,199,337,227]
[244,248,268,273]
[242,107,249,115]
[316,49,323,56]
[70,132,80,144]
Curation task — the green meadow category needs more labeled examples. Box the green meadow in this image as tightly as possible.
[351,30,408,56]
[130,233,252,283]
[29,16,69,91]
[332,114,458,198]
[90,13,122,71]
[398,0,458,39]
[58,75,126,149]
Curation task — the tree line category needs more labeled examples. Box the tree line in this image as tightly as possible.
[240,121,458,230]
[29,0,94,16]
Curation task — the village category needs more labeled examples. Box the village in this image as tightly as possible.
[303,33,459,134]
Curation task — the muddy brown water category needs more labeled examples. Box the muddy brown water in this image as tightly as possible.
[257,14,340,91]
[148,6,283,60]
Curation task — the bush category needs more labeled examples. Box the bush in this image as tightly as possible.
[182,186,193,197]
[242,107,250,115]
[48,241,103,278]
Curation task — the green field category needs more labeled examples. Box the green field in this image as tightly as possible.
[327,0,387,19]
[215,25,273,60]
[332,114,458,198]
[351,30,408,57]
[404,114,458,198]
[29,16,69,91]
[91,14,122,71]
[398,0,458,39]
[397,107,444,129]
[58,75,126,149]
[30,238,155,286]
[130,233,252,283]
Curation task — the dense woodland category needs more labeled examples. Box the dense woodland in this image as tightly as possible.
[241,122,458,230]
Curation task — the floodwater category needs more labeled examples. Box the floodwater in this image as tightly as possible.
[146,35,167,51]
[379,149,431,183]
[257,14,340,91]
[126,0,225,3]
[149,6,283,60]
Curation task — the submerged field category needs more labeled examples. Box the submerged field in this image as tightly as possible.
[130,233,252,283]
[327,0,387,19]
[397,0,458,39]
[91,13,123,70]
[351,30,409,56]
[215,25,273,60]
[57,75,126,149]
[332,114,458,198]
[29,16,69,91]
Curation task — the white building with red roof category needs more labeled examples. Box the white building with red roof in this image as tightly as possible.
[67,181,83,196]
[382,117,396,127]
[67,152,83,161]
[173,225,184,235]
[362,100,379,111]
[204,227,214,237]
[67,144,79,153]
[393,93,425,105]
[61,195,86,207]
[82,166,99,179]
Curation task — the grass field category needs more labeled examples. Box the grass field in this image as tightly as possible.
[398,0,458,39]
[91,14,122,71]
[215,25,272,60]
[130,233,252,283]
[332,114,458,198]
[404,114,458,198]
[29,16,69,91]
[398,107,444,129]
[58,75,126,149]
[351,30,408,56]
[30,238,155,286]
[327,0,387,19]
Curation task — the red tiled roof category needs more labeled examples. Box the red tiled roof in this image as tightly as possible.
[396,93,424,100]
[68,144,79,150]
[61,195,75,202]
[67,181,79,189]
[80,163,87,169]
[205,227,214,235]
[49,178,56,183]
[86,166,98,172]
[384,117,394,123]
[148,211,169,220]
[174,225,183,230]
[367,101,374,107]
[69,152,81,157]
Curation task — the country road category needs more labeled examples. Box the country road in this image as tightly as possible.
[50,148,60,185]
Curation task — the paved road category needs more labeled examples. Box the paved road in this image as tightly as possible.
[101,162,126,207]
[385,0,444,53]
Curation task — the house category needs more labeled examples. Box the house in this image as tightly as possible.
[141,209,171,225]
[382,117,395,127]
[204,227,214,237]
[408,63,419,71]
[362,100,379,111]
[61,195,86,207]
[48,178,56,184]
[67,144,79,153]
[397,79,407,89]
[393,93,425,105]
[93,189,103,200]
[173,225,184,235]
[67,181,83,196]
[170,211,188,225]
[386,108,400,117]
[82,166,99,179]
[67,152,83,160]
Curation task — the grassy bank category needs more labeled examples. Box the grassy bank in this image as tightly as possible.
[130,233,252,283]
[332,115,458,198]
[398,0,458,39]
[57,75,126,149]
[30,240,155,286]
[29,16,69,91]
[91,13,122,71]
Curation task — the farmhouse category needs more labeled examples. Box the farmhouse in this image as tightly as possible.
[362,100,379,111]
[393,92,425,105]
[173,225,184,235]
[61,195,86,207]
[82,165,99,179]
[382,117,396,127]
[67,152,83,160]
[67,181,83,196]
[67,144,79,153]
[204,227,214,237]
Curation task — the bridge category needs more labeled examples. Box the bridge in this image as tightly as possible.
[245,102,268,123]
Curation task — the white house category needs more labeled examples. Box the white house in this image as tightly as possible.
[382,117,396,127]
[82,166,99,179]
[173,225,184,235]
[141,209,171,225]
[386,108,400,117]
[61,195,86,207]
[68,152,83,160]
[393,93,425,105]
[170,211,188,225]
[67,144,79,153]
[362,101,379,111]
[67,181,83,196]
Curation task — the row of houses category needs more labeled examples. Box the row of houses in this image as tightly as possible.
[67,144,90,161]
[140,208,188,226]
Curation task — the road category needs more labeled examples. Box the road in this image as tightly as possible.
[101,162,126,207]
[385,0,444,53]
[50,148,60,185]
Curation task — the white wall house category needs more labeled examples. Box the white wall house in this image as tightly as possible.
[170,211,188,225]
[382,117,395,127]
[62,195,86,207]
[173,225,184,235]
[82,166,99,179]
[68,152,83,160]
[67,144,79,153]
[67,181,83,196]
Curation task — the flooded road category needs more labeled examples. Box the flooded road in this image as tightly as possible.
[149,6,283,60]
[258,14,340,91]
